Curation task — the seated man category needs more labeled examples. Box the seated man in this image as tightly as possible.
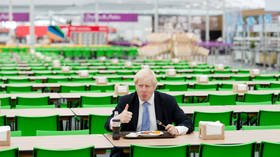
[105,68,194,157]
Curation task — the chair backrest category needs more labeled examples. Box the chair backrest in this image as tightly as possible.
[218,84,233,91]
[165,76,186,82]
[194,84,218,91]
[0,97,11,108]
[208,94,237,105]
[89,84,114,92]
[193,111,233,127]
[131,144,189,157]
[16,96,50,106]
[0,147,19,157]
[0,115,7,126]
[6,85,32,93]
[257,110,280,126]
[34,146,94,157]
[36,130,89,136]
[60,85,86,93]
[270,83,280,89]
[253,75,276,81]
[172,94,185,103]
[71,78,93,82]
[260,141,280,157]
[199,142,255,157]
[164,83,188,91]
[47,78,69,83]
[7,78,29,84]
[89,114,110,134]
[81,95,112,106]
[15,115,59,136]
[244,93,273,103]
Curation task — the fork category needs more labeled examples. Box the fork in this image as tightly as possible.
[156,120,166,128]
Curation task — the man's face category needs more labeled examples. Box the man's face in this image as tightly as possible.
[135,78,156,101]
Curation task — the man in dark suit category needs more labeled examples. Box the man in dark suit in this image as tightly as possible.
[105,68,194,157]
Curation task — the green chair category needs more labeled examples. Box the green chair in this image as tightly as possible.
[11,131,22,137]
[47,77,69,83]
[0,115,7,126]
[171,94,185,104]
[208,94,237,105]
[199,142,255,157]
[6,85,33,93]
[34,146,94,157]
[36,130,89,136]
[253,75,276,81]
[218,84,233,91]
[89,114,110,134]
[16,96,54,108]
[237,69,250,74]
[0,147,19,157]
[15,115,59,136]
[238,93,273,105]
[260,141,280,157]
[131,144,189,157]
[89,84,114,92]
[191,84,218,91]
[165,76,186,82]
[7,78,30,84]
[164,83,188,91]
[0,97,11,108]
[257,110,280,126]
[71,77,94,83]
[231,76,250,81]
[193,111,233,127]
[60,85,86,93]
[80,95,112,107]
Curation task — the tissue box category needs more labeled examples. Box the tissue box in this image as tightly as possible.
[215,64,224,71]
[166,69,176,76]
[114,84,129,95]
[199,121,224,140]
[250,69,260,77]
[233,84,248,93]
[96,76,108,84]
[61,66,71,72]
[142,65,150,69]
[0,126,11,146]
[196,75,208,83]
[78,70,89,78]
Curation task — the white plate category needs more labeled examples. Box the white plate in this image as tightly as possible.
[138,131,163,137]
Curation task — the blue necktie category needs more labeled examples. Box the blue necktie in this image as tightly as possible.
[141,102,150,131]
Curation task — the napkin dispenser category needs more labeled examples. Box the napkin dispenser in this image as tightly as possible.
[233,84,248,93]
[199,121,224,140]
[114,84,129,96]
[166,69,176,76]
[96,76,108,84]
[0,126,11,146]
[250,69,260,77]
[78,70,89,78]
[215,64,224,71]
[196,75,209,83]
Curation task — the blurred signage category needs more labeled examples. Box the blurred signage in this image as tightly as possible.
[0,13,29,21]
[84,13,138,22]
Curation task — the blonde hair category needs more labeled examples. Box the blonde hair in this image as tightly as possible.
[134,68,157,86]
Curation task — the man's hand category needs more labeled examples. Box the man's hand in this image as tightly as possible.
[165,124,179,136]
[117,104,133,123]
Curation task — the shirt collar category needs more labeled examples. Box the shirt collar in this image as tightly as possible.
[138,93,154,105]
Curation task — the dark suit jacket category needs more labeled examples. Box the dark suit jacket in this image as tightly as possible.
[105,91,194,134]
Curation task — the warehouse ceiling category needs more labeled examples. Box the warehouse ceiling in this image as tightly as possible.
[0,0,265,16]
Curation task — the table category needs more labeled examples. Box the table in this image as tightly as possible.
[0,135,113,157]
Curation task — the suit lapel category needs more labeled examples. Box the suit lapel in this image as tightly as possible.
[130,93,139,130]
[154,92,164,129]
